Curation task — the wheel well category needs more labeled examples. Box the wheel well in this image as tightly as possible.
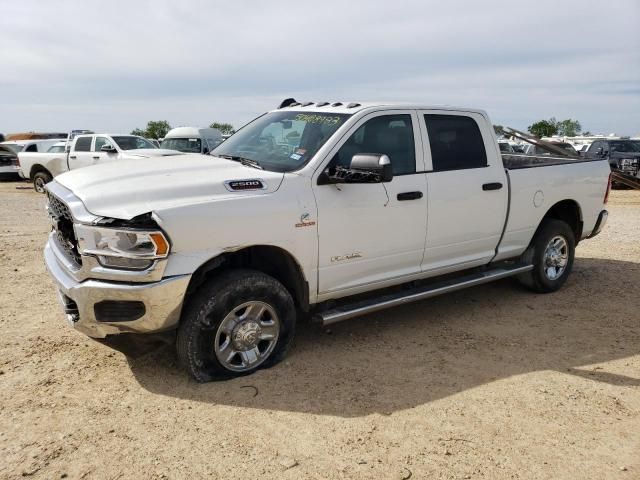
[186,246,309,311]
[541,200,583,243]
[30,164,52,180]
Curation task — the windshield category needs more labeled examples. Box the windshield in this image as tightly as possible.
[498,142,512,152]
[161,137,202,153]
[3,144,24,153]
[212,111,350,172]
[610,141,640,153]
[111,136,157,151]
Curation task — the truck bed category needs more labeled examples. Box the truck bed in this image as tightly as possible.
[501,153,603,170]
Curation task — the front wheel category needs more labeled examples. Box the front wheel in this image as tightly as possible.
[177,269,296,382]
[33,171,52,193]
[517,219,575,293]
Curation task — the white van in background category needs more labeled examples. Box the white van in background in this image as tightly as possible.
[160,127,222,154]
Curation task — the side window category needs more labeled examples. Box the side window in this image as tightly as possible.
[74,136,92,152]
[332,114,416,175]
[94,136,109,151]
[424,114,487,171]
[25,144,38,152]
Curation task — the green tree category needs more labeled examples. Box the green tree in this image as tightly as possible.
[209,122,235,135]
[145,120,172,139]
[556,119,582,137]
[130,120,172,139]
[527,118,558,138]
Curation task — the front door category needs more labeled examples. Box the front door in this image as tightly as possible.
[92,136,115,165]
[313,111,428,298]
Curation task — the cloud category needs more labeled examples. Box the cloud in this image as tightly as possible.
[1,0,639,135]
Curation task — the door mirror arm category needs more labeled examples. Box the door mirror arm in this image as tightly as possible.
[318,154,394,185]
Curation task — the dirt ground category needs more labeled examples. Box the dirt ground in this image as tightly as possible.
[0,179,638,480]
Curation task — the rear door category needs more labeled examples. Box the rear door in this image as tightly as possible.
[419,111,508,274]
[68,136,94,170]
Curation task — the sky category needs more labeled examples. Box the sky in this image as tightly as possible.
[2,0,639,136]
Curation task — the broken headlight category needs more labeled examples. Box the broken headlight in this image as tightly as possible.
[74,225,169,270]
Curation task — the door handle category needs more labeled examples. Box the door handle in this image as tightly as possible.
[92,156,100,160]
[69,155,76,159]
[482,182,503,191]
[397,191,423,201]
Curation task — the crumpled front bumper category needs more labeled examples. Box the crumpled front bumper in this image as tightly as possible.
[44,239,191,338]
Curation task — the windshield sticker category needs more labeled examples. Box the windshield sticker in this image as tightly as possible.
[295,148,307,155]
[294,114,342,125]
[290,153,303,161]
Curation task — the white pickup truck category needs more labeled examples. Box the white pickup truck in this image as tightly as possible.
[43,102,611,381]
[19,133,180,192]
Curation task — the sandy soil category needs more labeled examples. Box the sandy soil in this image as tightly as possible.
[0,179,638,480]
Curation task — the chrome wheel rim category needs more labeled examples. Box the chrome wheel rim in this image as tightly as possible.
[34,178,45,193]
[214,301,280,372]
[543,235,568,280]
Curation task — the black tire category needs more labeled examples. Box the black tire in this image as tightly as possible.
[33,171,52,193]
[517,219,575,293]
[177,269,296,382]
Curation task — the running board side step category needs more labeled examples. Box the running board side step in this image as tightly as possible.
[314,264,533,326]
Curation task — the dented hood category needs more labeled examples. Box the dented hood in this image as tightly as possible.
[55,154,284,219]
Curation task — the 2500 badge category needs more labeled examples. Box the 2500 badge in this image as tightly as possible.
[224,179,265,191]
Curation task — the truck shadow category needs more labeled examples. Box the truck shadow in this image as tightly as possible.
[118,257,640,417]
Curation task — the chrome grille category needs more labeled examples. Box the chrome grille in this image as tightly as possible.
[46,191,82,267]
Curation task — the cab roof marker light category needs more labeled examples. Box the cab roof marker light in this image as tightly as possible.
[301,101,314,107]
[331,102,343,107]
[347,102,361,108]
[278,98,297,109]
[316,102,329,107]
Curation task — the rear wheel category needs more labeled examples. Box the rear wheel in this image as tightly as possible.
[177,269,296,382]
[517,219,575,293]
[33,171,52,193]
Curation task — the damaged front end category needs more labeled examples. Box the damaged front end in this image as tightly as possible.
[43,180,190,338]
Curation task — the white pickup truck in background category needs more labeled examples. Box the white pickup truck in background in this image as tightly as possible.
[43,102,610,381]
[19,133,180,192]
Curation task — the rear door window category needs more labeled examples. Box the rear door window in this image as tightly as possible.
[424,114,487,171]
[74,136,92,152]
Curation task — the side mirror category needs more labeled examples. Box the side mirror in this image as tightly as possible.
[101,144,117,153]
[350,154,393,182]
[203,147,209,154]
